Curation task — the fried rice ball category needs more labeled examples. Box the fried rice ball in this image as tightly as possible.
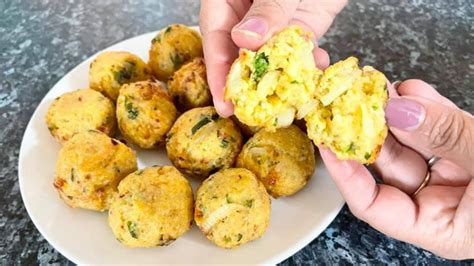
[166,107,243,179]
[305,57,388,164]
[236,125,315,198]
[108,166,193,248]
[194,168,271,249]
[89,51,152,101]
[53,130,137,211]
[46,88,116,143]
[167,57,212,112]
[148,24,203,81]
[116,81,179,149]
[225,25,322,131]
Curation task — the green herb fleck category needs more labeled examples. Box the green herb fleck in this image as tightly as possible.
[191,116,212,135]
[127,221,138,239]
[372,104,378,110]
[136,170,143,175]
[346,142,355,152]
[273,117,278,126]
[220,139,229,148]
[364,152,371,160]
[244,199,254,208]
[70,168,76,182]
[125,97,139,119]
[171,53,184,69]
[226,194,234,204]
[151,34,161,44]
[166,133,174,144]
[253,52,269,82]
[114,62,135,84]
[48,124,58,132]
[291,80,301,84]
[223,236,231,243]
[237,233,243,241]
[165,26,172,34]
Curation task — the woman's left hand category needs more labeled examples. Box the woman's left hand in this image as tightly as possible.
[320,79,474,260]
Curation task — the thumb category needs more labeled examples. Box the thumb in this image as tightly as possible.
[231,0,300,50]
[385,96,474,175]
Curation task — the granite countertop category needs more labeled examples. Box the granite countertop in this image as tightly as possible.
[0,0,472,264]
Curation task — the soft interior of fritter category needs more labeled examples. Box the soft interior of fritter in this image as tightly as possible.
[306,57,388,164]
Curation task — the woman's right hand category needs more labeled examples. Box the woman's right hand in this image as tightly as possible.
[199,0,347,117]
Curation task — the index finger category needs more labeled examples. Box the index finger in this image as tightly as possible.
[200,0,241,117]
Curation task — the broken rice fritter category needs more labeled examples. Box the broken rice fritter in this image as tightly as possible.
[305,57,388,164]
[225,26,322,131]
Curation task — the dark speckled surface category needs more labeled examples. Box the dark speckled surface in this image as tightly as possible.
[0,0,472,264]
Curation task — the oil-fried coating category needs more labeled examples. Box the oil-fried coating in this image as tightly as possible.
[108,166,193,247]
[194,168,271,248]
[168,57,212,112]
[236,125,315,198]
[53,130,137,211]
[305,57,388,164]
[46,88,116,143]
[166,107,243,179]
[116,81,178,149]
[148,24,203,81]
[89,51,152,101]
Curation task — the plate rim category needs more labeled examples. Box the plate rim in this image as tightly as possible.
[18,28,344,264]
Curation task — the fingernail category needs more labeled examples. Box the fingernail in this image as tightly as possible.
[236,18,268,38]
[213,98,234,118]
[385,98,425,131]
[392,80,402,90]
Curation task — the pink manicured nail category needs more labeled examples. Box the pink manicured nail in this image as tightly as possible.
[385,98,425,131]
[236,18,268,37]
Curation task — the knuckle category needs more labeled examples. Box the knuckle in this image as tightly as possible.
[427,111,465,152]
[252,0,295,14]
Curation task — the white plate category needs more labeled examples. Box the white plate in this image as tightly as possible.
[18,26,344,264]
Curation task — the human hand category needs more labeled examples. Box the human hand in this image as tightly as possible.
[199,0,347,117]
[320,79,474,259]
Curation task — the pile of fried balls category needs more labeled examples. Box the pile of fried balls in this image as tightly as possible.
[46,24,320,249]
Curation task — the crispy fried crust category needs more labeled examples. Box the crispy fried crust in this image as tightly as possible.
[236,125,316,197]
[89,51,152,101]
[148,24,203,81]
[54,131,137,211]
[194,168,271,248]
[167,57,211,111]
[166,107,243,178]
[116,81,178,149]
[108,166,193,247]
[46,89,116,144]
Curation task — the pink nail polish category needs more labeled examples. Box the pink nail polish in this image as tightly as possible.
[236,18,268,37]
[385,98,425,131]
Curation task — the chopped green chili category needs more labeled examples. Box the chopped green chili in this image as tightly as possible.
[364,152,371,160]
[125,97,139,119]
[253,52,269,82]
[191,116,212,135]
[127,221,138,239]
